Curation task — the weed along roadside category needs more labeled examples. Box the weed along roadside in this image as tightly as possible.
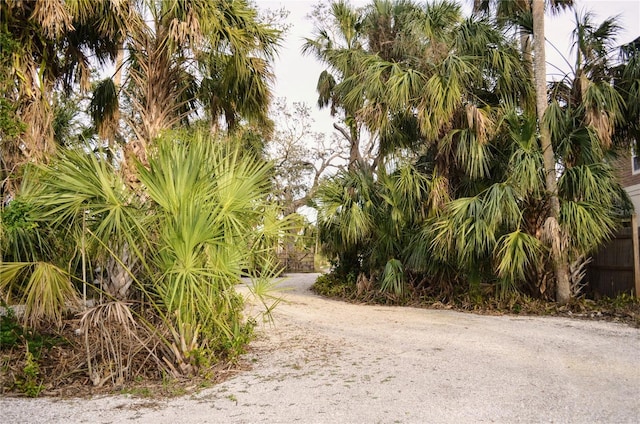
[2,273,639,423]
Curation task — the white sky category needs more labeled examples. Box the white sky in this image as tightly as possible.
[257,0,640,135]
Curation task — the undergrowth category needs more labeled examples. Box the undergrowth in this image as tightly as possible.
[1,309,60,397]
[311,273,640,327]
[312,274,357,300]
[0,306,255,398]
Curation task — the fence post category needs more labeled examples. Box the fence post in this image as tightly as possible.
[633,213,640,298]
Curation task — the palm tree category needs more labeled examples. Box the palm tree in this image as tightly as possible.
[91,0,281,176]
[0,0,130,198]
[0,0,281,192]
[471,0,633,303]
[197,0,280,135]
[472,0,574,75]
[472,0,574,303]
[315,0,632,302]
[614,36,640,146]
[340,0,533,188]
[547,11,632,289]
[314,0,537,297]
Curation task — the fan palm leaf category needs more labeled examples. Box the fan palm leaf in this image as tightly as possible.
[0,261,80,328]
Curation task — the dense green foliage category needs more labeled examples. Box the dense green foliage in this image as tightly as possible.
[0,0,287,392]
[312,0,636,303]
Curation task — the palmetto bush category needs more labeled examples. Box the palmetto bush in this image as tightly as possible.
[0,131,287,384]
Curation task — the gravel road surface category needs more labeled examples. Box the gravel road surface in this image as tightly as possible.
[2,273,639,423]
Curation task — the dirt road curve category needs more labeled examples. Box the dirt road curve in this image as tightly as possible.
[2,273,639,423]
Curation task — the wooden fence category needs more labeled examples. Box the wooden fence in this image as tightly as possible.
[277,249,315,273]
[586,214,640,298]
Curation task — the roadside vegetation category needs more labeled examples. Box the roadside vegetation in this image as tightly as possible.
[312,273,640,328]
[1,0,639,397]
[1,0,288,396]
[308,0,639,312]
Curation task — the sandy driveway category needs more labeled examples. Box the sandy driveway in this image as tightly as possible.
[2,273,639,423]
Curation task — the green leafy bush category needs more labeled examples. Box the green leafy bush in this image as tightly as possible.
[1,307,22,349]
[14,348,43,397]
[311,273,357,298]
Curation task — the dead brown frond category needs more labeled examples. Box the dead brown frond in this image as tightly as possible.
[569,255,592,297]
[429,174,450,213]
[20,95,56,164]
[359,103,391,139]
[356,272,372,296]
[79,301,137,387]
[169,9,202,46]
[585,108,613,149]
[31,0,74,39]
[80,300,136,329]
[465,103,493,145]
[541,216,568,258]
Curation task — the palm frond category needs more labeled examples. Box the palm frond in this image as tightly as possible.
[560,199,618,253]
[494,229,542,283]
[380,258,406,298]
[0,261,80,328]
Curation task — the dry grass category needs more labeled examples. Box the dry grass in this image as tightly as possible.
[0,315,246,398]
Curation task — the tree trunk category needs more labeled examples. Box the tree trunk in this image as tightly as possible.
[532,0,571,304]
[334,121,362,171]
[114,45,124,88]
[99,244,137,300]
[520,32,533,78]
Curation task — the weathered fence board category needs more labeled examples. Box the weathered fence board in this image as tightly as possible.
[586,221,638,297]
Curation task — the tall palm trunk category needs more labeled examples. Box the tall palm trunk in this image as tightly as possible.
[114,46,124,88]
[124,29,183,183]
[532,0,571,304]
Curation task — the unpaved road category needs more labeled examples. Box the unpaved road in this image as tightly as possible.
[2,273,639,423]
